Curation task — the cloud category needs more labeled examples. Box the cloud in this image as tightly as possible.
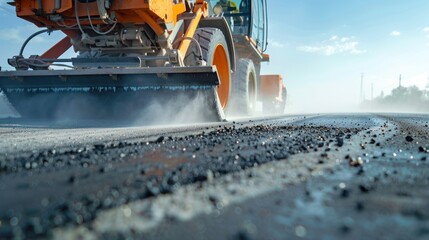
[268,39,285,48]
[0,26,47,43]
[424,27,429,38]
[0,27,28,42]
[0,29,22,42]
[390,31,401,37]
[0,2,6,14]
[297,35,366,56]
[0,1,14,15]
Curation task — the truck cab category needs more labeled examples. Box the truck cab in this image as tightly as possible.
[208,0,268,54]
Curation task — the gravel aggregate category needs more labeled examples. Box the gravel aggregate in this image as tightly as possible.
[1,114,428,239]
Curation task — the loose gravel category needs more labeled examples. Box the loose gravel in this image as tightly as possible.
[0,118,363,239]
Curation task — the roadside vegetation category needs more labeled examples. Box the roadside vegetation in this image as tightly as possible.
[361,85,429,112]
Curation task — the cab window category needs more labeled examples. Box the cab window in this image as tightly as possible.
[209,0,267,52]
[209,0,250,35]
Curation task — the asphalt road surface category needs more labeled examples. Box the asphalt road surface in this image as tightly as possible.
[0,114,428,239]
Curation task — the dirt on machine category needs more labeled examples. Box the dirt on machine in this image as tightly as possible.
[0,0,287,123]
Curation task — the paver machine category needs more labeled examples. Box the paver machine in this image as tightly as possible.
[0,0,287,121]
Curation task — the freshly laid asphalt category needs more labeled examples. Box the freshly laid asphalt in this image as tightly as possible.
[0,114,428,239]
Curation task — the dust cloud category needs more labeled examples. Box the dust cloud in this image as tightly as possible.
[0,88,223,127]
[131,88,222,125]
[0,92,18,118]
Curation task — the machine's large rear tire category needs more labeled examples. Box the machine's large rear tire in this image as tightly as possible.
[227,58,257,116]
[185,28,232,111]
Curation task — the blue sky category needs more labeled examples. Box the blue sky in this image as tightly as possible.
[263,0,429,112]
[1,1,429,112]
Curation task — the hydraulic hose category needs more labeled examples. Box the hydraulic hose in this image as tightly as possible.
[74,0,86,34]
[86,0,117,35]
[19,29,52,57]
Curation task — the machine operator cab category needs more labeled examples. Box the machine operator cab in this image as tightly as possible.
[208,0,268,53]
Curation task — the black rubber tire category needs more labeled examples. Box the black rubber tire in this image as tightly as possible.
[262,87,287,116]
[278,87,287,115]
[184,28,232,110]
[227,58,258,116]
[184,28,230,68]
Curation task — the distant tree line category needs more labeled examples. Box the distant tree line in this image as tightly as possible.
[360,85,429,112]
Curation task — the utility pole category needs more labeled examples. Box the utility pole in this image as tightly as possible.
[360,73,364,103]
[371,83,374,101]
[425,78,429,100]
[399,74,402,87]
